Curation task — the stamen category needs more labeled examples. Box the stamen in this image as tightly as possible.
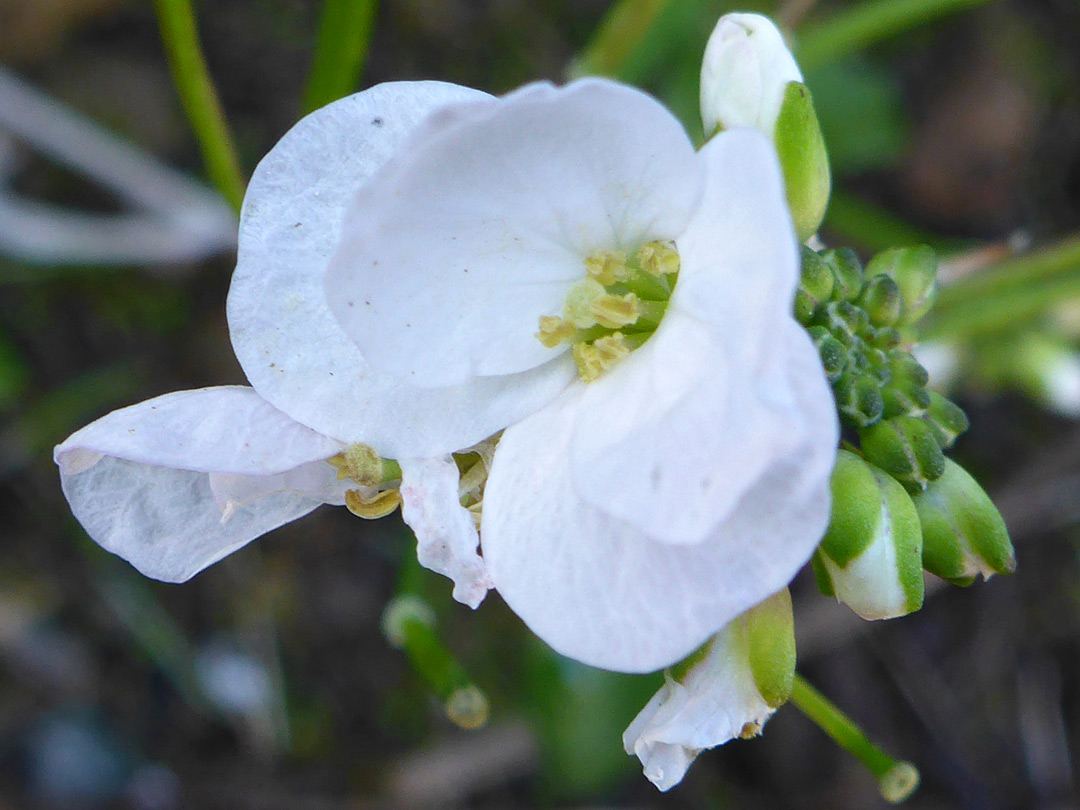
[536,316,576,348]
[573,332,632,382]
[345,488,402,519]
[589,292,640,329]
[636,240,680,276]
[585,250,630,285]
[562,277,607,328]
[328,443,401,486]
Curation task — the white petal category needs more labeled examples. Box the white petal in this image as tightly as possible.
[623,622,776,791]
[229,81,575,458]
[399,456,492,609]
[326,78,701,388]
[481,334,835,672]
[54,387,349,582]
[569,132,823,545]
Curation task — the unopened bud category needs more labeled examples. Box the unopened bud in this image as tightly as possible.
[858,275,902,328]
[796,246,835,324]
[835,372,884,428]
[866,246,938,327]
[813,450,924,620]
[819,248,865,302]
[859,416,945,491]
[807,325,848,381]
[881,382,932,419]
[913,458,1015,584]
[924,391,969,449]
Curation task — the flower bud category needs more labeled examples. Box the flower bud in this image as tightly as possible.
[857,275,902,328]
[813,450,924,620]
[806,325,847,381]
[912,458,1015,584]
[859,416,945,491]
[624,590,794,791]
[923,391,969,449]
[700,14,829,241]
[795,245,835,324]
[819,248,864,302]
[835,372,884,428]
[865,246,938,327]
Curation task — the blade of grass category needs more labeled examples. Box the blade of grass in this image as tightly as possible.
[154,0,246,213]
[302,0,380,114]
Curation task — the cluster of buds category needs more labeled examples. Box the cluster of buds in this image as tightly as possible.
[798,245,1015,618]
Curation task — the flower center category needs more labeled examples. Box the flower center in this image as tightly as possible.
[536,241,680,382]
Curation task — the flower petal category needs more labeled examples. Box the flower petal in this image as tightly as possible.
[623,618,777,791]
[54,387,349,582]
[481,328,834,672]
[399,456,492,609]
[568,129,818,545]
[325,78,701,388]
[229,81,575,458]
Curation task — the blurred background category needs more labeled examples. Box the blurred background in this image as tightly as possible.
[1,0,1080,807]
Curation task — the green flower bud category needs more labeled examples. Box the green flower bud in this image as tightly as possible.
[816,300,867,347]
[835,372,884,428]
[881,384,932,419]
[924,391,969,449]
[744,588,796,708]
[813,450,924,620]
[857,275,902,328]
[887,350,930,388]
[774,82,831,242]
[796,245,835,325]
[866,246,938,327]
[868,326,902,350]
[859,416,946,491]
[819,248,864,302]
[912,458,1015,584]
[807,325,848,381]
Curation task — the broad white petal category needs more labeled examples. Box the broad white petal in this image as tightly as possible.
[229,81,575,458]
[326,78,701,387]
[481,338,835,672]
[54,387,349,582]
[623,622,776,791]
[568,129,815,545]
[399,456,491,609]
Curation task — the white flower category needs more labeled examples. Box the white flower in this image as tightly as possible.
[623,589,795,791]
[322,78,838,672]
[700,13,803,138]
[55,82,584,604]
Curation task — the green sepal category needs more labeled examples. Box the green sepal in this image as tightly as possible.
[744,589,796,709]
[865,246,938,327]
[913,458,1015,582]
[835,372,884,428]
[859,416,946,491]
[857,274,902,327]
[774,82,831,242]
[924,391,969,449]
[817,450,925,619]
[881,382,932,419]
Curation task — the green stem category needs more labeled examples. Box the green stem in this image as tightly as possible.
[302,0,379,114]
[569,0,669,79]
[925,235,1080,340]
[791,674,920,803]
[796,0,994,71]
[154,0,246,213]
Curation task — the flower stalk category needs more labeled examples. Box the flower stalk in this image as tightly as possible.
[302,0,379,114]
[790,674,919,803]
[153,0,246,213]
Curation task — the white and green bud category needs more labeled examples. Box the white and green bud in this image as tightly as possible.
[865,246,938,327]
[912,458,1015,585]
[624,589,794,791]
[700,13,829,241]
[813,450,924,620]
[859,416,946,492]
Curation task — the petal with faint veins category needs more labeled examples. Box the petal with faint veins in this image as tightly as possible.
[54,387,349,582]
[399,456,491,609]
[326,78,701,388]
[229,81,575,459]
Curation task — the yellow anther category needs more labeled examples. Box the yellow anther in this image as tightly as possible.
[562,277,606,328]
[535,315,577,348]
[345,488,402,519]
[572,332,632,382]
[589,292,640,329]
[636,240,681,276]
[584,250,630,285]
[739,721,764,739]
[328,443,383,486]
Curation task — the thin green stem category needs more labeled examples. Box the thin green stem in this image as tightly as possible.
[569,0,670,79]
[925,236,1080,339]
[791,674,920,803]
[303,0,379,114]
[796,0,994,71]
[154,0,246,213]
